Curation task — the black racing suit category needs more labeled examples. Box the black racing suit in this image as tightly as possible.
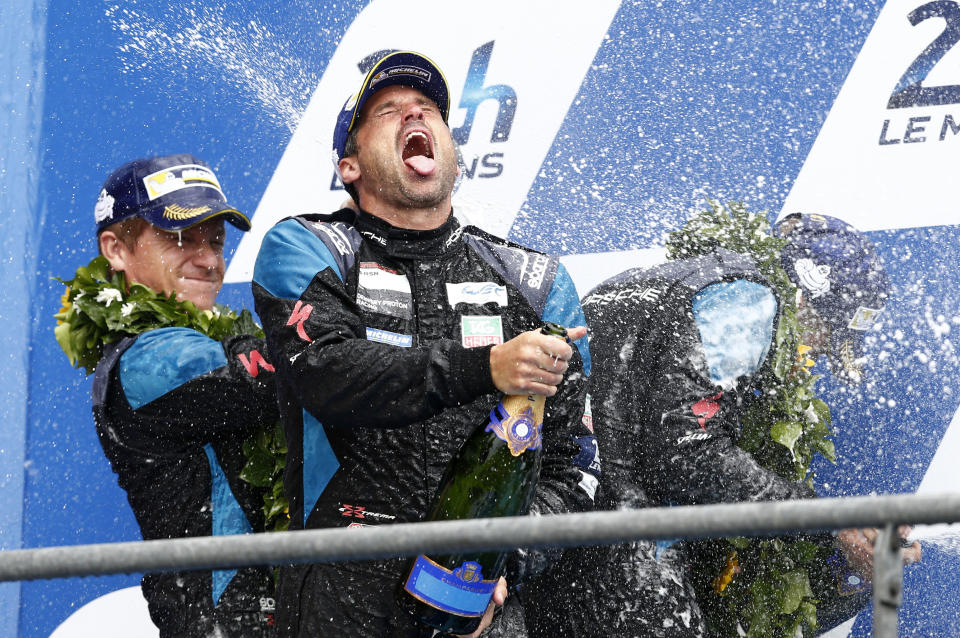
[92,327,278,637]
[252,208,599,637]
[524,250,864,637]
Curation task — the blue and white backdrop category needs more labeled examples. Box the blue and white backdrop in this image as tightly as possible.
[2,1,958,636]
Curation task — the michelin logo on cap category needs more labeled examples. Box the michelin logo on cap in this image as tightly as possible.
[794,258,831,298]
[370,65,432,88]
[94,189,115,224]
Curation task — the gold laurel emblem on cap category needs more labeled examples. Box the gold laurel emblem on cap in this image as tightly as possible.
[163,204,212,220]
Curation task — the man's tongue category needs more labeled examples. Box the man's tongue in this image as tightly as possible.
[404,155,436,176]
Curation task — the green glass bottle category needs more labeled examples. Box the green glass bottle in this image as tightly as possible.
[397,323,569,635]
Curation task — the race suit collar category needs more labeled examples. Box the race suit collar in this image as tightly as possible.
[354,208,462,259]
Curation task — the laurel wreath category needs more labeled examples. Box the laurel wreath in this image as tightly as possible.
[665,201,837,638]
[54,255,289,532]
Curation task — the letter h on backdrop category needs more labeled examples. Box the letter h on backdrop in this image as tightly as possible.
[452,41,516,145]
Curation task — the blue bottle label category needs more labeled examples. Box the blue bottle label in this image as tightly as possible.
[486,398,543,456]
[403,555,497,617]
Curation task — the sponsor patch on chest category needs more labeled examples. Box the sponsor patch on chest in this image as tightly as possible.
[461,315,504,348]
[357,262,412,319]
[366,327,413,347]
[446,281,508,307]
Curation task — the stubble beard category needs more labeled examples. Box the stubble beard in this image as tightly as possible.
[362,146,457,212]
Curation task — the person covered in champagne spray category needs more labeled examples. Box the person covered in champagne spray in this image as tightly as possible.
[55,154,278,637]
[251,50,600,637]
[522,212,920,637]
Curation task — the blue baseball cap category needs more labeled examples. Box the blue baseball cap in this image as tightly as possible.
[94,154,251,234]
[776,213,890,382]
[331,50,451,168]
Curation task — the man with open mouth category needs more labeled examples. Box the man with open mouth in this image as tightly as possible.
[253,51,599,637]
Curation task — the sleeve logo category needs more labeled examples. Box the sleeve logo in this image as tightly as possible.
[691,392,723,430]
[286,300,314,342]
[237,349,275,377]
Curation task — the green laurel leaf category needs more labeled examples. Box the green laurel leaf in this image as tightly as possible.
[53,255,288,532]
[667,201,836,637]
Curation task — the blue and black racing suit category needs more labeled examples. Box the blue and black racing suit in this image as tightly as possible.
[92,328,278,637]
[252,208,600,637]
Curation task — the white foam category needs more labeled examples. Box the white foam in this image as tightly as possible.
[105,4,321,133]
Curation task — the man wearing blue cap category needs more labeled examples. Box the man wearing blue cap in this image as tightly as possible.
[522,214,918,637]
[91,154,277,637]
[252,51,598,637]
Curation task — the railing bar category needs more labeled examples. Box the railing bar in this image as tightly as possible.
[0,493,956,583]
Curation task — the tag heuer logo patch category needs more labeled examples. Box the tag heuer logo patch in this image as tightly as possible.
[461,315,504,348]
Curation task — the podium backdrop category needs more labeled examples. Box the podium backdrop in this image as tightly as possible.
[2,1,958,636]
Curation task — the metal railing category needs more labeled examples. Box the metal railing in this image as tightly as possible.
[3,493,958,636]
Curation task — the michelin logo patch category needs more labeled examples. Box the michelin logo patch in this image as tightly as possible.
[370,65,432,87]
[366,327,413,348]
[357,262,412,319]
[446,282,508,307]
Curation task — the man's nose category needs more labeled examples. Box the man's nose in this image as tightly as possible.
[402,102,425,122]
[193,243,222,269]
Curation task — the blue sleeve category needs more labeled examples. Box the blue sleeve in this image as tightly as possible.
[253,218,345,299]
[542,263,591,376]
[119,328,226,409]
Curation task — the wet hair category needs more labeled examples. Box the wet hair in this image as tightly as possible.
[344,126,360,158]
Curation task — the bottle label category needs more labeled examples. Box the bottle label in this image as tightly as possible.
[486,395,544,456]
[403,555,497,617]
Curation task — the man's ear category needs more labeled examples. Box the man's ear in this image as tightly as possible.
[99,230,130,273]
[338,156,360,186]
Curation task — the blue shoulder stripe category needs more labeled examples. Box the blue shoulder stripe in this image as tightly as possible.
[119,328,227,410]
[462,234,557,317]
[542,263,592,376]
[302,410,340,526]
[253,218,356,299]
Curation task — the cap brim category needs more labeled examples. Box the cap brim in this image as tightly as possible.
[141,203,251,232]
[349,51,450,133]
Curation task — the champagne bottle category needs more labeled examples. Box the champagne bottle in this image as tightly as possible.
[397,322,569,635]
